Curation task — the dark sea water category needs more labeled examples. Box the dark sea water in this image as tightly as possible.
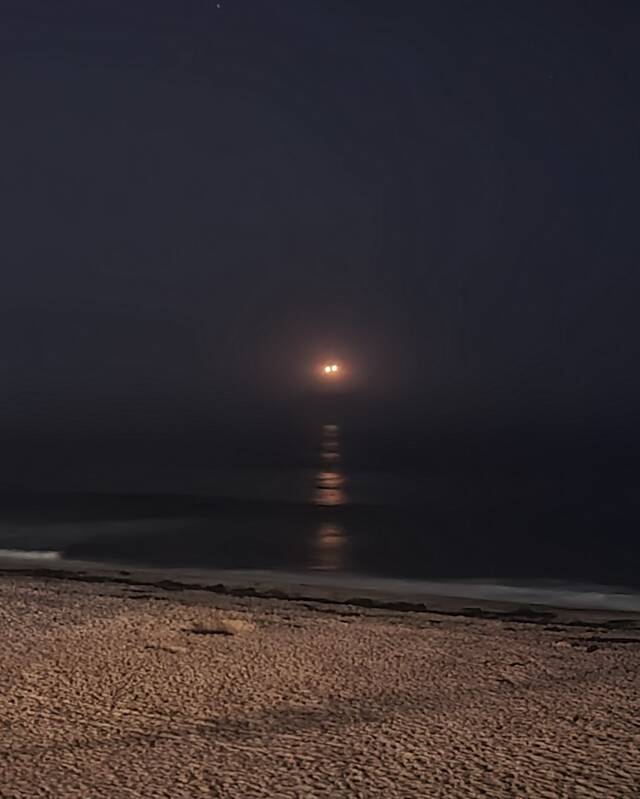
[1,421,639,609]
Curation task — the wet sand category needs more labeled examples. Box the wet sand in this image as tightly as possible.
[1,570,639,798]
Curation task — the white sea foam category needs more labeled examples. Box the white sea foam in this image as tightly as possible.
[0,549,61,561]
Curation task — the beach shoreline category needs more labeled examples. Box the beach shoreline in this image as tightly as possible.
[2,555,640,625]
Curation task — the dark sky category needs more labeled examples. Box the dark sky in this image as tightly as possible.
[2,0,640,439]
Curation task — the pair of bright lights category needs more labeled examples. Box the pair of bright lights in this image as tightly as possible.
[324,364,339,374]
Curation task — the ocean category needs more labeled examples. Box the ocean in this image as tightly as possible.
[1,421,639,610]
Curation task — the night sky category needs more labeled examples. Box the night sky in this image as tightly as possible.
[2,1,640,448]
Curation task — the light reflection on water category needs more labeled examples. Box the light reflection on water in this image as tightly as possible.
[311,522,347,571]
[311,425,348,570]
[313,424,348,507]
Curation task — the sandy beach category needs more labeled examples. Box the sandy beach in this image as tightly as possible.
[1,570,639,798]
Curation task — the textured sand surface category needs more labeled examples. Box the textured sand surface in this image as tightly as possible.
[1,576,639,798]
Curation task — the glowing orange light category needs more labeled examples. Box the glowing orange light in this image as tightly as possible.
[322,363,340,375]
